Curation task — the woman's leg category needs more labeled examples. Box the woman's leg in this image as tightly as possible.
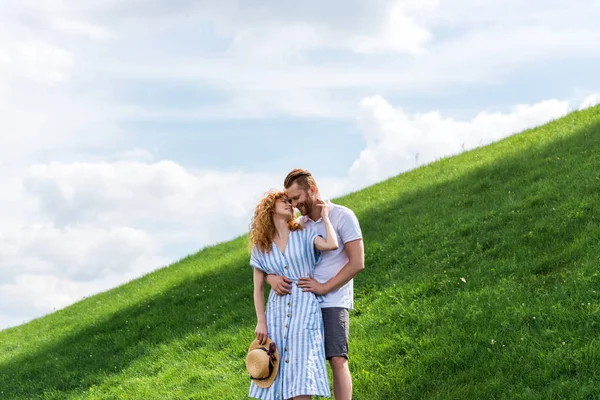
[289,396,311,400]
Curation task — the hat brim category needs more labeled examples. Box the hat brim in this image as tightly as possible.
[247,337,280,389]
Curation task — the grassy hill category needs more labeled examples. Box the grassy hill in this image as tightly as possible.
[1,105,600,399]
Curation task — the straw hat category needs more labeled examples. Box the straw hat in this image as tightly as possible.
[246,338,279,388]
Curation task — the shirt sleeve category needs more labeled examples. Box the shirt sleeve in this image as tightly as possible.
[306,227,322,266]
[250,245,266,272]
[338,208,363,244]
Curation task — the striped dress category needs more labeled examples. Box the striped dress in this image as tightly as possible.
[249,227,331,399]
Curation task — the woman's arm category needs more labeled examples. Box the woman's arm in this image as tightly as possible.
[253,268,268,345]
[314,200,339,251]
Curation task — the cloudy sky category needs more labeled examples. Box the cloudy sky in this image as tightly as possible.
[1,0,599,331]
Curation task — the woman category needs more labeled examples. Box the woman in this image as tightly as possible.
[248,191,338,400]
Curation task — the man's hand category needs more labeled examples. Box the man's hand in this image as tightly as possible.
[265,274,292,296]
[297,275,327,296]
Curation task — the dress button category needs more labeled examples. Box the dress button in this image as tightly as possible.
[287,302,291,306]
[285,347,288,351]
[287,313,290,317]
[284,266,288,269]
[285,324,288,328]
[285,359,289,363]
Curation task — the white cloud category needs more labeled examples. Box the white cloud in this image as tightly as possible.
[49,17,112,40]
[1,274,90,314]
[0,8,120,165]
[226,1,433,59]
[113,148,156,162]
[348,96,571,188]
[23,161,272,227]
[91,1,599,105]
[0,41,74,86]
[2,0,599,122]
[349,1,432,54]
[4,225,160,281]
[579,94,600,110]
[1,0,589,122]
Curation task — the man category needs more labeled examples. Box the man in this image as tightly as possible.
[265,168,365,400]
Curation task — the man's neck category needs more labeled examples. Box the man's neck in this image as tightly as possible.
[307,197,326,222]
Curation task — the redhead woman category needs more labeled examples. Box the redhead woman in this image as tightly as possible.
[248,191,338,400]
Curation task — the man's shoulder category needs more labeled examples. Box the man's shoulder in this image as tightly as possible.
[329,202,358,220]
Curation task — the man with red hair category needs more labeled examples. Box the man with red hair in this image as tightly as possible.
[266,168,365,400]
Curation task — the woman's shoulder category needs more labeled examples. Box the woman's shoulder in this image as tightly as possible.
[299,225,319,240]
[251,243,269,258]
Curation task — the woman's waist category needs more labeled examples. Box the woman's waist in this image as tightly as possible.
[269,281,324,302]
[278,277,314,290]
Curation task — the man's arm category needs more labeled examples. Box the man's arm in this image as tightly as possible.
[265,274,293,296]
[298,238,364,295]
[323,238,364,293]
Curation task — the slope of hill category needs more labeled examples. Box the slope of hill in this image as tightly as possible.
[1,106,599,399]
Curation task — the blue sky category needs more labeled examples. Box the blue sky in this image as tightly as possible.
[0,0,599,331]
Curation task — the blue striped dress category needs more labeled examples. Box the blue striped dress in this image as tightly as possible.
[249,227,331,399]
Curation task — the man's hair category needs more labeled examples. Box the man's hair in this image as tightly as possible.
[284,168,318,191]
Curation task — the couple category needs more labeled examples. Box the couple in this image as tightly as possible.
[247,169,364,400]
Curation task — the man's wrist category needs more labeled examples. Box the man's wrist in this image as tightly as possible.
[322,280,332,294]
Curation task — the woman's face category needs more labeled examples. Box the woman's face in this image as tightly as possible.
[274,196,294,219]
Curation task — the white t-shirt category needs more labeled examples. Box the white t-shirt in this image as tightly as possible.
[299,201,362,309]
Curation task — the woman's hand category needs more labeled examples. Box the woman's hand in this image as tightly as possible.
[313,199,339,251]
[315,199,331,219]
[255,320,268,345]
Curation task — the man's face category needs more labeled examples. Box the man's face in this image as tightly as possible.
[285,182,313,216]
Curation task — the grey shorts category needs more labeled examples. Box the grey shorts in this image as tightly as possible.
[321,307,349,360]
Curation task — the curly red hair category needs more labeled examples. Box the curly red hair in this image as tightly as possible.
[249,190,302,253]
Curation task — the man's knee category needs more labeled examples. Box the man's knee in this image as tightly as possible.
[329,356,348,370]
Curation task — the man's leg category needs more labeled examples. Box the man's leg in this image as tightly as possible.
[322,307,351,399]
[330,356,352,400]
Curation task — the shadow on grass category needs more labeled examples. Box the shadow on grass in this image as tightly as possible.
[0,248,257,398]
[1,112,599,398]
[353,115,600,292]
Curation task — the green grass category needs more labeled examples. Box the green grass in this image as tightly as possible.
[1,106,600,399]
